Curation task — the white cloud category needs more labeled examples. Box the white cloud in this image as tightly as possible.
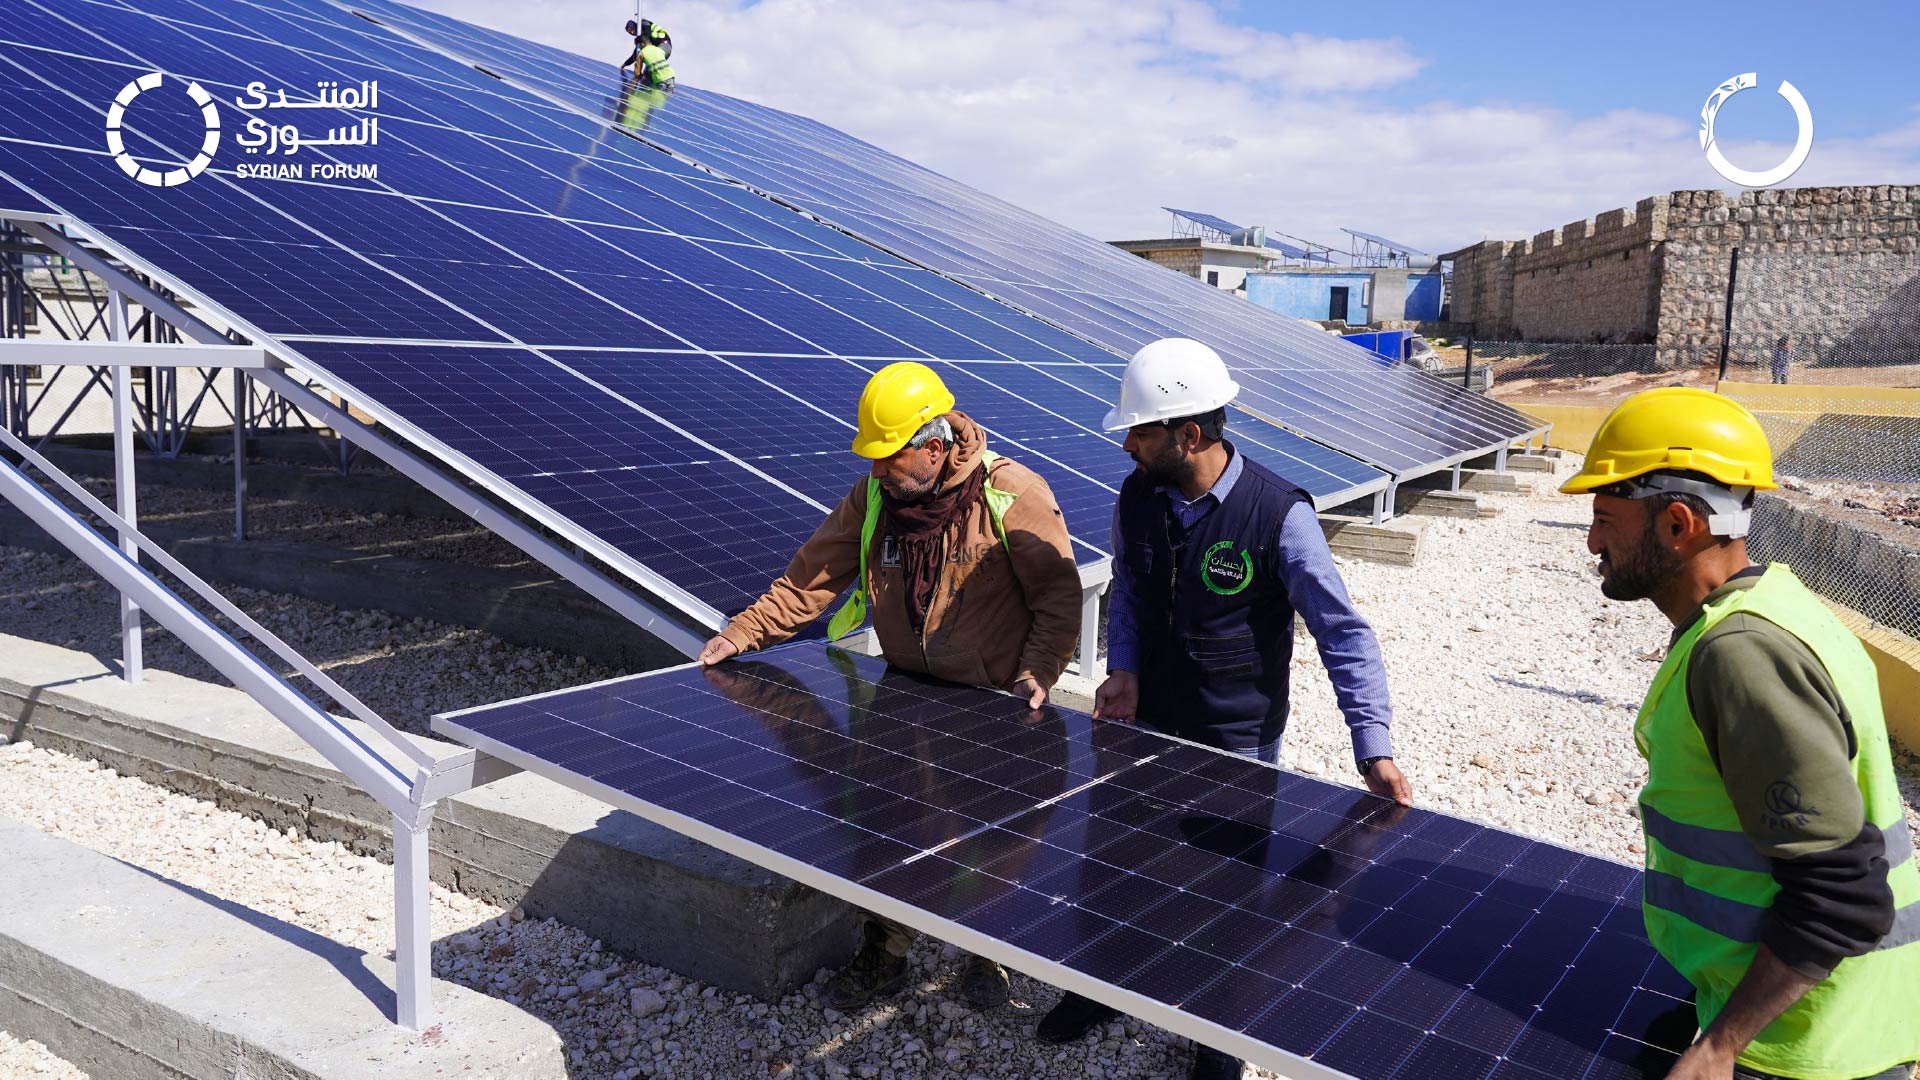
[408,0,1920,255]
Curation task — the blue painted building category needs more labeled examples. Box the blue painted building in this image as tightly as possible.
[1246,271,1373,324]
[1245,266,1446,325]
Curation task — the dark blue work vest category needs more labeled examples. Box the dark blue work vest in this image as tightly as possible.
[1115,456,1308,752]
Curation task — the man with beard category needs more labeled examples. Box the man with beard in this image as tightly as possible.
[1562,387,1917,1080]
[698,360,1082,1014]
[1036,337,1409,1080]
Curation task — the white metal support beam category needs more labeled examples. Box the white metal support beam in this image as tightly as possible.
[0,455,416,816]
[392,809,433,1030]
[233,368,247,540]
[0,340,273,368]
[107,289,141,684]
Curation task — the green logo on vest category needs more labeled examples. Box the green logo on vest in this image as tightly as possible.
[1200,540,1252,596]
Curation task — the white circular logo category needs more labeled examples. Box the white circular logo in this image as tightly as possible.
[1699,72,1813,188]
[105,72,221,187]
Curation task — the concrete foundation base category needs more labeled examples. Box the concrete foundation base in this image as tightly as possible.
[0,634,862,1002]
[0,818,566,1080]
[1318,518,1422,566]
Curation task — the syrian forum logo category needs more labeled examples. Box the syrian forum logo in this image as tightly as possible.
[1700,73,1814,188]
[106,73,220,187]
[105,73,382,186]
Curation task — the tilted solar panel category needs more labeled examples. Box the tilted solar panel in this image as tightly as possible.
[1163,207,1247,236]
[0,0,1390,624]
[1342,229,1432,258]
[337,0,1545,479]
[436,643,1696,1080]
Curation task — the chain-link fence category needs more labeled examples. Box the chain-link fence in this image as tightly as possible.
[1467,248,1919,641]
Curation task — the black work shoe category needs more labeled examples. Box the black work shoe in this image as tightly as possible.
[1189,1046,1243,1080]
[1035,991,1119,1043]
[959,954,1010,1010]
[824,942,908,1010]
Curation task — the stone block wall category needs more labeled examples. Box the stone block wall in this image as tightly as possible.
[1655,186,1920,369]
[1441,196,1665,342]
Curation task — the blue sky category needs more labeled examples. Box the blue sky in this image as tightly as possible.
[1241,1,1903,140]
[424,0,1920,251]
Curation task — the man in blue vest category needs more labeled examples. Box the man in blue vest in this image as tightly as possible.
[1564,387,1917,1080]
[1036,337,1410,1080]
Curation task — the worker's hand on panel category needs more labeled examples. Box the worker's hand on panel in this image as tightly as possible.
[1091,670,1138,722]
[1663,1039,1736,1080]
[1012,676,1048,713]
[698,634,740,666]
[1364,757,1413,806]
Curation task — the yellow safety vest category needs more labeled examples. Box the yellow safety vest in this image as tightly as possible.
[1636,565,1920,1080]
[825,451,1015,641]
[637,43,674,86]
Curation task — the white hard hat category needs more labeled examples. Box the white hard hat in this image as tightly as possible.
[1102,338,1240,431]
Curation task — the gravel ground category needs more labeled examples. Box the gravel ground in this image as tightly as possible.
[0,1032,88,1079]
[1,455,1917,1080]
[1780,477,1920,531]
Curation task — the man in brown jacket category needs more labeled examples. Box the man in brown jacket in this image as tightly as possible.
[697,360,1083,1011]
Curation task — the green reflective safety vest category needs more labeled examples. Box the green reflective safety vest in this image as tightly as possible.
[1636,564,1920,1080]
[637,43,674,86]
[824,450,1015,642]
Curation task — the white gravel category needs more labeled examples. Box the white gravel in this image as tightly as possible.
[0,1031,89,1079]
[1,454,1916,1080]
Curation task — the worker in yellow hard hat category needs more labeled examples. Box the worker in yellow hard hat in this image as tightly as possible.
[697,360,1082,1014]
[1563,386,1918,1080]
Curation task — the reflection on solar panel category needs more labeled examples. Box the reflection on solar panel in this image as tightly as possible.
[339,1,1543,478]
[0,0,1393,627]
[1342,229,1432,258]
[437,643,1696,1080]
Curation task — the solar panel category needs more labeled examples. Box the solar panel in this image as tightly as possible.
[1342,229,1433,258]
[1163,207,1247,237]
[435,642,1697,1080]
[1263,236,1335,264]
[0,1,1391,624]
[336,1,1544,478]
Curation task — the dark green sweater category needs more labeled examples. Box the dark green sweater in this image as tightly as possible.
[1676,566,1896,980]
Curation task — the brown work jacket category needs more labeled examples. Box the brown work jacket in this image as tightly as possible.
[720,412,1082,690]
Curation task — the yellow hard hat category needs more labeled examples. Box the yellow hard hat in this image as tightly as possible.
[1560,386,1778,495]
[851,362,956,459]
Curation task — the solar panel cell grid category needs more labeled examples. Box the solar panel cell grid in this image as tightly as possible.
[437,644,1689,1080]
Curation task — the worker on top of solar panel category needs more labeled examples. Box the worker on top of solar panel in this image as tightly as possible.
[619,17,674,89]
[1036,336,1409,1080]
[1563,387,1918,1080]
[696,359,1083,1013]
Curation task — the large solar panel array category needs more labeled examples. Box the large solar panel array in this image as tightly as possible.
[437,643,1695,1080]
[0,0,1391,627]
[331,0,1547,479]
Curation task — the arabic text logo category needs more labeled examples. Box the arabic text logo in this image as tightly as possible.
[106,73,220,187]
[1700,73,1814,188]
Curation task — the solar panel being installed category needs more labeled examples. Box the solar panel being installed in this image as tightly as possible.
[436,643,1696,1080]
[0,0,1389,624]
[334,0,1546,479]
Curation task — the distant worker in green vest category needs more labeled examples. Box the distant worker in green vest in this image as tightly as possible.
[1563,386,1919,1080]
[698,360,1083,1014]
[619,17,675,89]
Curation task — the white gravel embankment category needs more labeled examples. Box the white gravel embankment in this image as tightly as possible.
[0,1032,88,1079]
[0,455,1916,1080]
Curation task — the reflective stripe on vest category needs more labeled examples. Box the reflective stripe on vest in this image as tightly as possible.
[1635,564,1920,1078]
[824,450,1014,641]
[639,44,674,84]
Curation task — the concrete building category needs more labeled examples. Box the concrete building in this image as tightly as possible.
[1243,265,1445,325]
[1107,237,1279,292]
[1441,185,1920,365]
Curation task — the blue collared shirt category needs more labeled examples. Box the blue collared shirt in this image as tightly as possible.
[1106,446,1394,762]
